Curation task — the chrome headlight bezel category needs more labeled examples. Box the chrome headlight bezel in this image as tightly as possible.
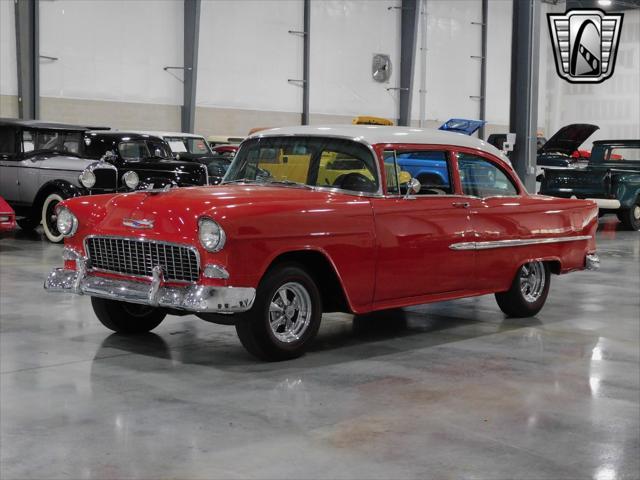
[78,169,96,189]
[122,170,140,190]
[198,217,226,252]
[56,206,78,237]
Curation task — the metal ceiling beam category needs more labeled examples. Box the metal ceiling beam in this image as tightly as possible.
[509,0,540,191]
[181,0,201,133]
[398,0,420,126]
[14,0,39,120]
[478,0,488,139]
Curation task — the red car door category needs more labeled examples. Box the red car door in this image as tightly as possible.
[371,149,478,304]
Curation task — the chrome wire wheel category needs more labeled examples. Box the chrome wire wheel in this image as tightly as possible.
[269,282,312,343]
[519,262,546,303]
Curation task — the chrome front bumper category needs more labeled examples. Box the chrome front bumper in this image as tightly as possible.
[44,267,255,313]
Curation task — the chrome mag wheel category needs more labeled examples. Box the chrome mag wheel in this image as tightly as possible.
[519,262,546,303]
[269,282,312,343]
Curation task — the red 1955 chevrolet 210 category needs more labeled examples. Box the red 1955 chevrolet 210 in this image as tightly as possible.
[45,125,599,361]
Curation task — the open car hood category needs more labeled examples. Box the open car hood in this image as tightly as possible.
[538,124,599,155]
[438,118,486,136]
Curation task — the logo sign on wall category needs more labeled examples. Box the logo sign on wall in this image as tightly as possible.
[547,9,623,84]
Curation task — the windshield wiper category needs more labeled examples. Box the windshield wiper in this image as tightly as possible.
[222,178,262,184]
[265,179,312,189]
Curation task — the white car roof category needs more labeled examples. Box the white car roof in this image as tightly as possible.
[250,125,508,161]
[131,130,206,140]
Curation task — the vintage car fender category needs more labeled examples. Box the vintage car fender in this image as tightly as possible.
[29,180,87,218]
[614,172,640,208]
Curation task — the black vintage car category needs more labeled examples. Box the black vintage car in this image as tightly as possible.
[137,131,231,184]
[0,119,118,242]
[83,131,209,190]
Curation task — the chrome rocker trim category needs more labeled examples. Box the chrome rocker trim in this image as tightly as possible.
[44,259,255,314]
[449,235,592,251]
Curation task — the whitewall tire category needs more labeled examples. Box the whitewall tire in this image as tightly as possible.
[41,192,65,243]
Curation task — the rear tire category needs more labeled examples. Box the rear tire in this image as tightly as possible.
[495,261,550,317]
[41,192,66,243]
[91,297,166,334]
[617,199,640,231]
[235,264,322,361]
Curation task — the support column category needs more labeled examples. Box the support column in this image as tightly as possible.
[398,0,420,126]
[181,0,201,133]
[14,0,39,120]
[509,0,541,191]
[302,0,310,125]
[478,0,488,139]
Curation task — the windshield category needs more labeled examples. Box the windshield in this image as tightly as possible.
[165,136,213,156]
[224,136,379,194]
[590,144,640,163]
[118,140,171,161]
[22,129,82,155]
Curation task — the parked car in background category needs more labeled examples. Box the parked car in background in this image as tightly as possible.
[207,135,244,148]
[211,144,239,159]
[0,196,16,232]
[540,139,640,230]
[136,131,231,184]
[83,131,209,190]
[0,119,118,242]
[46,125,599,361]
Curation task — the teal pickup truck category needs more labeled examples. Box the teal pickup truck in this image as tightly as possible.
[540,140,640,231]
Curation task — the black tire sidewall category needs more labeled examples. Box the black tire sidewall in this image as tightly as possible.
[236,264,322,360]
[620,199,640,231]
[496,262,551,317]
[91,297,166,334]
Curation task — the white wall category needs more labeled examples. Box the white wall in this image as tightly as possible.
[0,0,18,97]
[540,7,640,147]
[197,0,303,113]
[309,0,401,120]
[485,0,512,127]
[39,0,183,105]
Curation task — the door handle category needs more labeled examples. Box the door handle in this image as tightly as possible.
[452,202,470,208]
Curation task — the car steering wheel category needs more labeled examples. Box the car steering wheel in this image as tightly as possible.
[332,173,377,193]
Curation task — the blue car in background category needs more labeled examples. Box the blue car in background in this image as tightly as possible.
[397,118,486,187]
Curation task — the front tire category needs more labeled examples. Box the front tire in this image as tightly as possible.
[495,261,550,318]
[235,264,322,361]
[617,199,640,231]
[41,192,66,243]
[91,297,166,334]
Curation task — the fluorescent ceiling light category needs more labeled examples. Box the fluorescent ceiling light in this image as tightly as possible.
[598,0,612,6]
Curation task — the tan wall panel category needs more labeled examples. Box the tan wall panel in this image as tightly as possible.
[0,95,19,118]
[39,97,181,131]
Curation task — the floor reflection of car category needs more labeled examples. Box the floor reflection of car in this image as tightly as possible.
[135,131,231,184]
[540,139,640,230]
[46,125,599,361]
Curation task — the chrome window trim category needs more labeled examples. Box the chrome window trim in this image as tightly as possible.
[83,235,201,284]
[449,235,592,251]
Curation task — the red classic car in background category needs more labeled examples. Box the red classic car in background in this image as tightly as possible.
[0,196,16,232]
[45,126,599,361]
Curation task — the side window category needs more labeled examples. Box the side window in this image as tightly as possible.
[457,153,518,198]
[396,150,452,195]
[22,131,34,152]
[0,128,16,154]
[316,148,377,193]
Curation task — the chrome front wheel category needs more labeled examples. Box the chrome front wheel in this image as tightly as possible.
[269,282,313,343]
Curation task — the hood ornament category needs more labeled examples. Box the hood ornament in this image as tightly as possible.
[123,218,154,229]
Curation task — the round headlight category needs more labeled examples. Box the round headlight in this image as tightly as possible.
[56,206,78,237]
[123,170,139,190]
[198,218,226,252]
[78,169,96,189]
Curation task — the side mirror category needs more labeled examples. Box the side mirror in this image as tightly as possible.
[404,178,421,199]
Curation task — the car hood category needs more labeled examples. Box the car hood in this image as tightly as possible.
[121,158,204,172]
[24,153,95,171]
[90,185,345,237]
[438,118,486,136]
[538,124,599,155]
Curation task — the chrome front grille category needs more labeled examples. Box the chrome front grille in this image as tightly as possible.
[86,237,199,282]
